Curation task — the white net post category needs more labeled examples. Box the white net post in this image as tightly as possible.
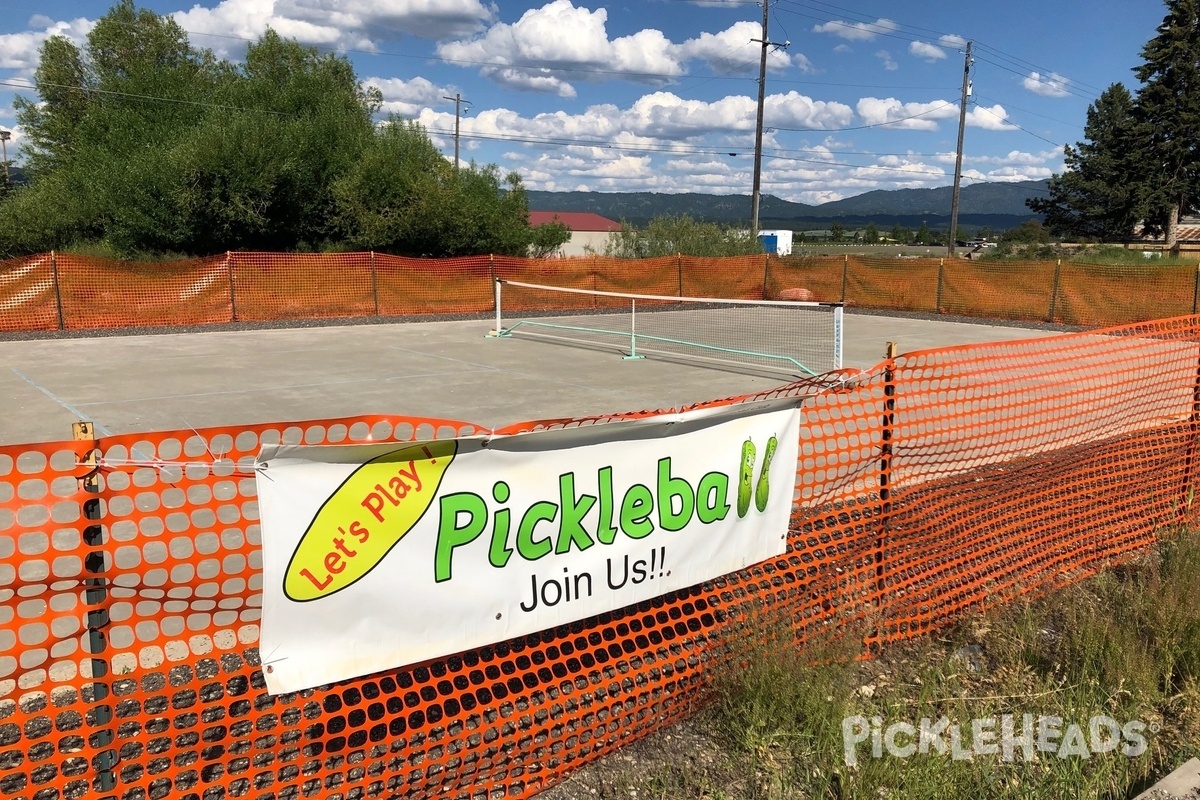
[833,304,844,370]
[493,279,503,336]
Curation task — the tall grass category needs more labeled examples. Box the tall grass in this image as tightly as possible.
[676,530,1200,799]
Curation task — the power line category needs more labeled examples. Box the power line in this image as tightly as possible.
[771,101,957,132]
[972,104,1065,148]
[0,78,291,116]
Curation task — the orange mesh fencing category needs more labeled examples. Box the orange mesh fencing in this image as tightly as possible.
[939,259,1058,321]
[228,253,375,322]
[374,255,492,316]
[679,254,766,299]
[1054,261,1196,326]
[5,316,1200,800]
[844,256,941,313]
[54,254,233,330]
[9,251,1200,334]
[1,437,100,800]
[0,256,59,332]
[766,255,845,302]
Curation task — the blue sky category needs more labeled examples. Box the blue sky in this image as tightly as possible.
[0,0,1170,204]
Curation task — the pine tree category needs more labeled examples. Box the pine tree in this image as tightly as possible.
[1132,0,1200,250]
[1027,84,1148,241]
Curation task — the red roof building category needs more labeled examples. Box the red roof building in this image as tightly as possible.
[528,211,622,256]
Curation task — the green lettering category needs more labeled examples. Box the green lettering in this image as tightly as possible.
[657,457,695,532]
[555,473,597,554]
[697,472,731,523]
[597,466,619,544]
[435,492,487,582]
[489,481,512,568]
[620,484,654,539]
[516,501,558,560]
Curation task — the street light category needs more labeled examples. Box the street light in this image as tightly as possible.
[0,130,10,185]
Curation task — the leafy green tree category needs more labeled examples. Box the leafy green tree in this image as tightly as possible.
[829,220,845,243]
[1001,220,1051,243]
[1131,0,1200,250]
[602,214,759,258]
[177,30,378,252]
[334,119,565,257]
[863,222,879,244]
[1027,84,1148,241]
[915,221,931,244]
[0,2,548,259]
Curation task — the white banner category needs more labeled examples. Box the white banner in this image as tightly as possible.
[256,400,800,694]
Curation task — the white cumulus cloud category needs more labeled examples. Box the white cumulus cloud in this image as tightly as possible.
[1022,71,1071,97]
[876,49,898,71]
[0,15,94,72]
[811,18,898,41]
[174,0,495,57]
[909,41,946,61]
[437,0,685,95]
[966,103,1018,130]
[856,97,957,130]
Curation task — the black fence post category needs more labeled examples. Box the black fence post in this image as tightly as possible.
[51,250,66,330]
[1048,259,1062,323]
[74,421,118,793]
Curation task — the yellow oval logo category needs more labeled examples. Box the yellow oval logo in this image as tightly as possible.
[283,440,458,601]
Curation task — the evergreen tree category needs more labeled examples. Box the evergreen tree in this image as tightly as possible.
[1027,84,1148,241]
[1132,0,1200,249]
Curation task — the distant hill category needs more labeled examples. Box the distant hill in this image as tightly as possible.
[528,180,1049,231]
[2,164,25,186]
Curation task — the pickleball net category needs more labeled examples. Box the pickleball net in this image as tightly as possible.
[491,279,844,377]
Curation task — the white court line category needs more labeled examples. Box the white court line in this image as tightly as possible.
[11,367,114,435]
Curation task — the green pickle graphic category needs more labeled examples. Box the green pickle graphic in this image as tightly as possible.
[738,438,756,518]
[755,435,778,513]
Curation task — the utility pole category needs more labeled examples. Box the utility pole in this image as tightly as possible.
[442,93,471,171]
[750,1,788,237]
[0,129,10,186]
[947,41,973,258]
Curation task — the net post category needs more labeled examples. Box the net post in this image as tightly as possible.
[370,251,380,316]
[936,258,945,314]
[832,304,844,370]
[490,279,504,337]
[623,297,644,360]
[73,421,118,793]
[51,250,66,330]
[226,251,238,322]
[875,341,899,639]
[1048,259,1062,323]
[840,254,849,302]
[1192,261,1199,315]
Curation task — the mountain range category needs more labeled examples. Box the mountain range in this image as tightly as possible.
[528,179,1050,232]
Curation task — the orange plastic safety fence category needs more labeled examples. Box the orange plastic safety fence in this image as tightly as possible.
[938,259,1057,321]
[678,255,766,300]
[1054,261,1196,326]
[5,318,1200,800]
[845,256,941,313]
[765,256,844,303]
[12,252,1200,334]
[373,255,492,317]
[0,256,59,333]
[1,439,100,800]
[227,253,375,323]
[55,255,233,330]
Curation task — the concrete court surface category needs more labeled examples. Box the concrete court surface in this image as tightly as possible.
[0,312,1062,446]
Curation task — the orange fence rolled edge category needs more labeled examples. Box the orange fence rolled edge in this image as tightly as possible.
[6,251,1200,333]
[4,316,1200,800]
